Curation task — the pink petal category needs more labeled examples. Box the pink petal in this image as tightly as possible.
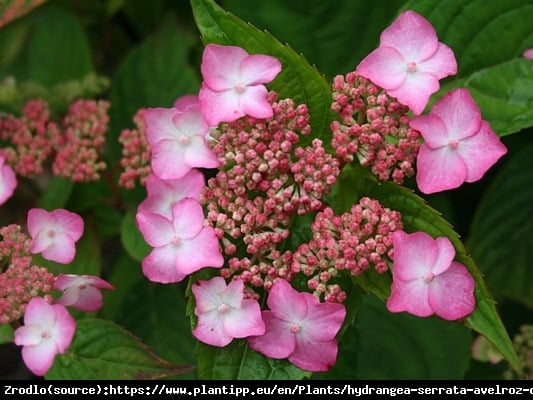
[220,279,245,309]
[430,89,481,141]
[173,104,210,138]
[387,71,440,115]
[174,226,224,274]
[267,279,308,321]
[201,44,248,91]
[240,54,281,85]
[523,48,533,60]
[431,236,456,276]
[52,209,84,242]
[380,11,439,63]
[40,237,77,264]
[391,230,438,281]
[21,339,58,376]
[300,297,346,342]
[199,84,243,126]
[150,139,188,180]
[0,159,17,205]
[171,198,205,240]
[50,304,76,352]
[239,85,275,119]
[457,121,507,183]
[410,114,450,149]
[14,325,44,347]
[192,308,234,347]
[248,311,296,359]
[56,285,103,312]
[142,245,186,283]
[290,336,338,372]
[136,211,175,247]
[417,42,457,79]
[428,261,476,320]
[144,107,182,145]
[27,208,53,238]
[356,46,407,90]
[223,299,266,338]
[192,276,229,313]
[173,95,199,112]
[182,134,221,170]
[416,143,467,194]
[386,278,433,317]
[21,297,55,327]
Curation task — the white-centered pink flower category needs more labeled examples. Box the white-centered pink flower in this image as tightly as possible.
[387,230,476,321]
[14,297,75,376]
[248,279,346,372]
[411,88,507,194]
[356,10,457,115]
[0,155,17,206]
[54,274,115,312]
[27,208,84,264]
[136,197,223,284]
[138,170,205,220]
[144,103,219,180]
[192,276,265,347]
[199,44,282,126]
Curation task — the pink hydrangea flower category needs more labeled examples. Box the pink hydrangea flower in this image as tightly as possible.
[144,103,220,180]
[199,44,282,126]
[356,10,457,115]
[54,274,115,312]
[387,230,476,321]
[173,94,200,111]
[248,279,346,372]
[14,297,75,376]
[410,88,507,194]
[27,208,84,264]
[138,170,205,220]
[523,48,533,60]
[192,276,265,347]
[136,198,223,283]
[0,155,17,205]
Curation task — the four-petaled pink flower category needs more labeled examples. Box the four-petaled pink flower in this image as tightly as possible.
[0,155,17,206]
[387,230,476,321]
[248,279,346,372]
[136,198,224,283]
[138,170,205,220]
[14,297,75,376]
[144,103,220,180]
[54,274,115,312]
[192,276,265,347]
[27,208,84,264]
[411,88,507,194]
[356,10,457,115]
[199,44,282,126]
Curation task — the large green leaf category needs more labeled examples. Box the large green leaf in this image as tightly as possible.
[334,164,520,373]
[401,0,533,135]
[46,319,193,380]
[195,340,310,380]
[467,143,533,307]
[316,295,472,379]
[221,0,401,79]
[109,16,200,162]
[121,208,151,263]
[190,0,333,146]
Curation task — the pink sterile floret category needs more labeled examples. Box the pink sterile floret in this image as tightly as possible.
[144,103,219,180]
[14,297,75,376]
[523,48,533,60]
[356,10,457,115]
[248,279,346,372]
[411,88,507,194]
[192,276,265,347]
[54,274,115,312]
[136,197,224,284]
[386,230,476,321]
[138,170,205,220]
[199,44,282,126]
[0,155,17,205]
[27,208,84,264]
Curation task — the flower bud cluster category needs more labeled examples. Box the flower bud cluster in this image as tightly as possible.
[330,72,420,184]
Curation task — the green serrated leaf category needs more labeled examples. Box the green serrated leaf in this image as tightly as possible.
[467,143,533,307]
[26,5,93,86]
[195,340,310,380]
[317,295,472,379]
[335,164,520,373]
[46,319,193,380]
[121,208,151,262]
[191,0,333,146]
[109,16,200,163]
